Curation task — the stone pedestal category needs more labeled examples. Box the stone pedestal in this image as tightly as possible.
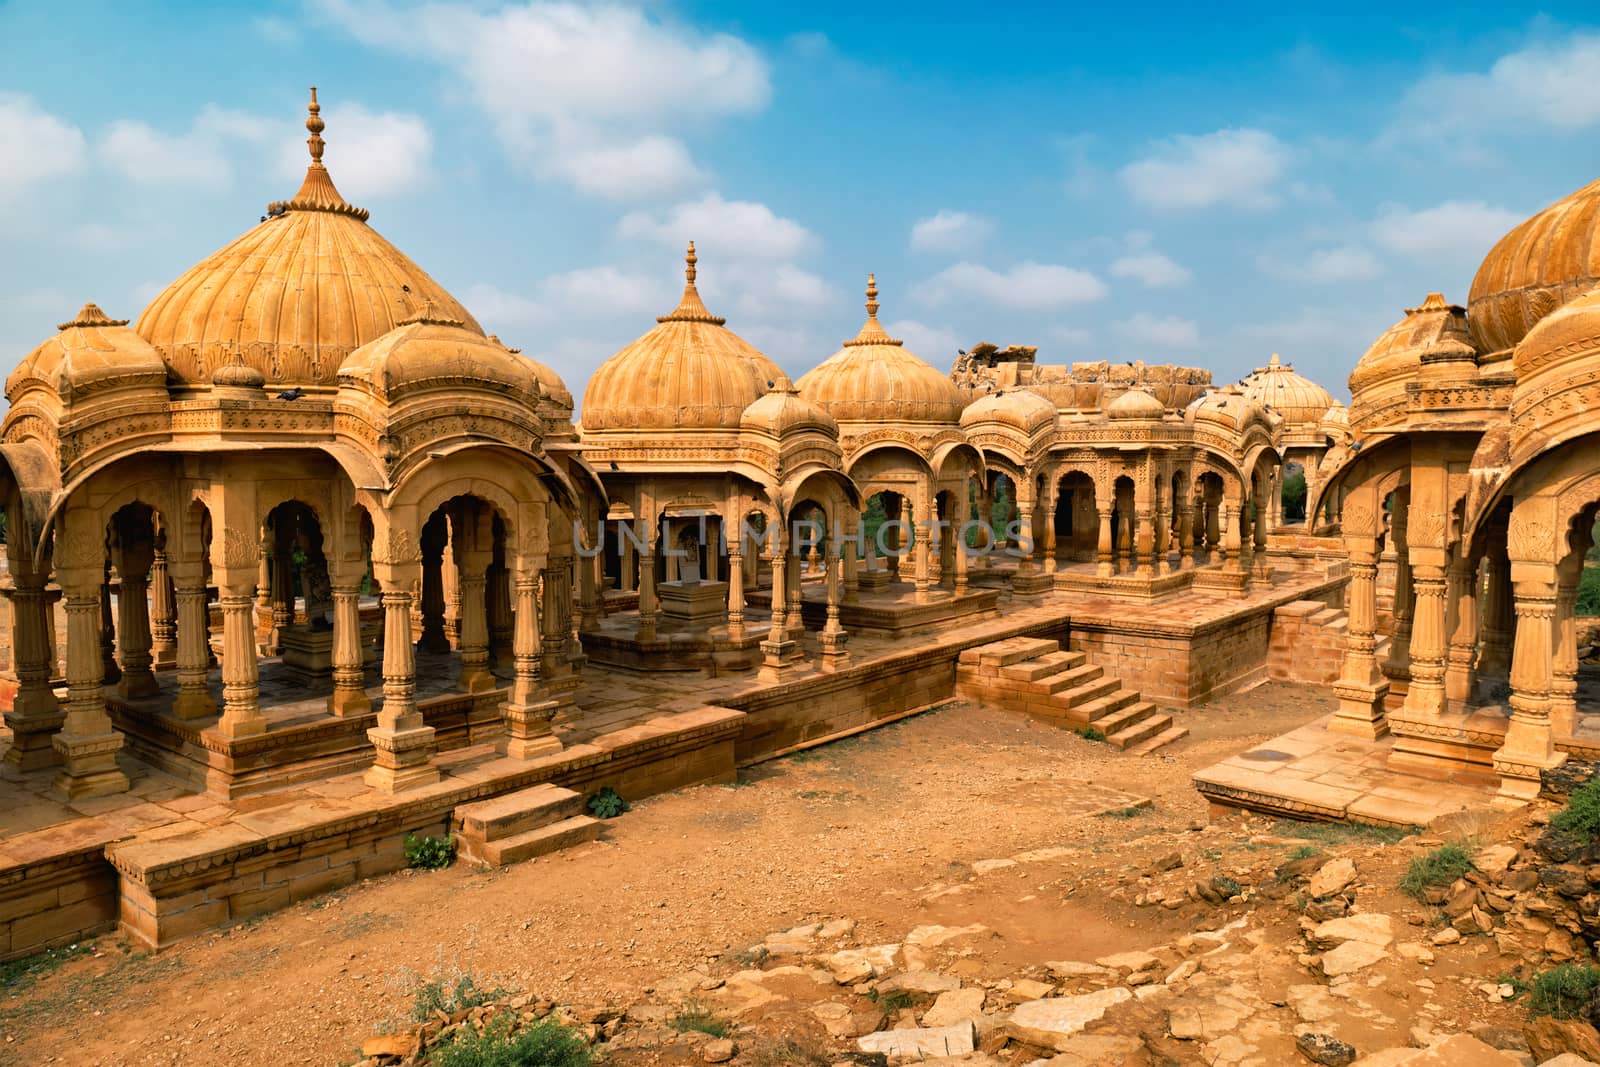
[856,568,892,591]
[500,697,563,759]
[658,580,729,625]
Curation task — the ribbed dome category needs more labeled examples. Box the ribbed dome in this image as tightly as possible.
[489,334,572,411]
[581,243,783,432]
[1348,293,1474,431]
[1186,387,1262,432]
[135,90,481,390]
[959,388,1058,435]
[1468,175,1600,355]
[1320,399,1351,438]
[1105,386,1166,421]
[337,302,540,403]
[740,375,838,438]
[1239,353,1333,427]
[1509,286,1600,453]
[797,275,965,425]
[7,302,167,400]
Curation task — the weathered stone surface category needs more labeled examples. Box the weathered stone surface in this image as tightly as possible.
[1046,1033,1146,1065]
[1308,858,1357,899]
[1308,913,1393,949]
[1094,950,1159,973]
[857,1023,975,1065]
[1006,989,1133,1051]
[1527,1017,1600,1064]
[1296,1031,1357,1066]
[921,988,986,1028]
[905,924,987,948]
[702,1038,736,1063]
[1473,844,1518,876]
[825,945,900,983]
[1046,960,1110,980]
[1316,940,1389,976]
[1168,998,1248,1041]
[1007,979,1054,1001]
[1350,1034,1523,1065]
[878,971,962,995]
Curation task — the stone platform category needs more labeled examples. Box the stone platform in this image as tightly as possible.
[1192,716,1501,827]
[798,581,1001,636]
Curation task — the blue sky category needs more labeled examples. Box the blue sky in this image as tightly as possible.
[3,2,1599,407]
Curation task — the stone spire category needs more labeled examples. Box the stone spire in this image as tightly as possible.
[844,273,902,347]
[657,240,726,325]
[267,87,369,221]
[306,86,326,164]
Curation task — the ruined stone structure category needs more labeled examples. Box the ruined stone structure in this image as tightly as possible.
[0,93,1353,960]
[1311,175,1600,802]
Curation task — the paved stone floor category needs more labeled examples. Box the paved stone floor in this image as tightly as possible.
[1192,715,1504,827]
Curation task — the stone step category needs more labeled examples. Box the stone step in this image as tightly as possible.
[1106,709,1169,750]
[1308,607,1345,626]
[1043,664,1104,694]
[1094,699,1157,737]
[1075,688,1140,723]
[1126,724,1189,756]
[999,650,1085,681]
[1056,675,1121,709]
[476,815,604,867]
[453,783,587,843]
[961,637,1059,667]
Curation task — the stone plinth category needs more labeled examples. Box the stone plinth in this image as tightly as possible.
[279,623,379,684]
[658,580,729,625]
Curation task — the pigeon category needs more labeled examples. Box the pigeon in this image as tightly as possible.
[276,387,304,401]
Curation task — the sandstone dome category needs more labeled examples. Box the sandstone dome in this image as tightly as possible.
[740,375,838,438]
[797,276,965,426]
[337,303,542,403]
[6,303,167,400]
[1238,354,1333,428]
[1468,175,1600,356]
[1105,385,1166,421]
[1348,293,1474,431]
[134,90,481,391]
[959,388,1058,435]
[581,244,784,432]
[1186,386,1267,433]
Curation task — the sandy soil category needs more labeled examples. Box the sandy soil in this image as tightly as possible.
[2,683,1383,1066]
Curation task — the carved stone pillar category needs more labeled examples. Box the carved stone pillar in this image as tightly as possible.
[785,542,805,638]
[540,554,573,680]
[452,510,495,694]
[818,554,850,671]
[1551,575,1580,737]
[150,532,176,669]
[418,522,450,654]
[1383,509,1414,688]
[269,529,293,654]
[727,545,746,637]
[1443,556,1479,711]
[3,575,64,769]
[1153,501,1171,577]
[952,529,969,595]
[578,549,600,631]
[172,564,217,720]
[100,567,121,685]
[1178,504,1195,571]
[328,579,370,716]
[1400,564,1448,720]
[488,556,513,668]
[759,537,801,678]
[1493,578,1565,801]
[1206,499,1221,558]
[115,538,158,700]
[1219,501,1238,568]
[365,582,440,793]
[637,530,657,640]
[1096,508,1114,578]
[1477,552,1514,679]
[1134,508,1154,578]
[52,577,128,799]
[215,586,265,738]
[1330,540,1389,738]
[500,569,559,759]
[913,512,933,599]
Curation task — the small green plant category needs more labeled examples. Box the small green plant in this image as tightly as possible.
[0,941,93,990]
[1213,875,1243,897]
[404,833,455,870]
[1098,805,1150,819]
[730,944,770,968]
[872,990,915,1012]
[671,1001,733,1038]
[1074,726,1107,742]
[1269,818,1415,846]
[1526,964,1600,1020]
[747,1038,832,1067]
[1400,843,1474,900]
[398,959,509,1023]
[1553,774,1600,840]
[430,1013,594,1067]
[1496,971,1531,1000]
[587,787,629,819]
[1287,845,1322,861]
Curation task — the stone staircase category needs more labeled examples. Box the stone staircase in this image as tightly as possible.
[955,637,1187,755]
[452,783,604,867]
[1267,600,1349,686]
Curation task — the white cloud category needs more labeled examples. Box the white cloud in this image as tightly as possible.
[618,193,818,261]
[1371,200,1523,264]
[101,105,273,188]
[887,319,963,362]
[0,94,87,198]
[463,265,669,330]
[918,261,1108,310]
[252,16,300,45]
[1120,128,1290,211]
[1401,33,1600,135]
[279,103,431,197]
[1109,251,1192,288]
[909,210,992,253]
[1115,312,1199,348]
[1260,244,1384,284]
[322,0,769,199]
[461,283,545,327]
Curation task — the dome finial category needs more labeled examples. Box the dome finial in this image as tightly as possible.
[865,273,879,320]
[657,240,726,325]
[1268,352,1281,367]
[685,240,697,286]
[306,87,325,165]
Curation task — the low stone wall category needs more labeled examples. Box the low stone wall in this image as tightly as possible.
[0,834,120,961]
[1267,601,1348,686]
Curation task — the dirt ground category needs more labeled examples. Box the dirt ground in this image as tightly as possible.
[0,683,1459,1066]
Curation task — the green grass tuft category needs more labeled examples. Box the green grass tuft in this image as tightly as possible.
[1074,726,1107,742]
[1400,843,1474,901]
[0,942,94,991]
[1269,818,1415,846]
[671,1002,733,1038]
[1526,965,1600,1020]
[1553,774,1600,839]
[430,1013,594,1067]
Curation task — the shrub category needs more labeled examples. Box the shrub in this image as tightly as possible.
[671,1002,732,1038]
[405,833,455,870]
[1287,845,1321,861]
[587,787,629,819]
[1554,774,1600,840]
[1399,844,1474,900]
[400,961,508,1023]
[1074,726,1106,742]
[746,1038,831,1067]
[430,1013,593,1067]
[1526,964,1600,1020]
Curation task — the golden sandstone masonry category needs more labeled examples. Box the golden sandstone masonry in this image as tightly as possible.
[0,88,1596,961]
